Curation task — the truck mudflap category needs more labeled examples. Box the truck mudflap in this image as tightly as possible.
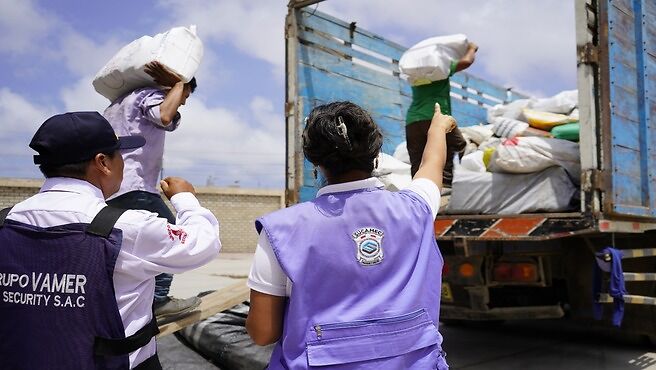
[440,305,565,321]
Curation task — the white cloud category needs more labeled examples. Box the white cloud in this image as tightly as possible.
[157,0,287,75]
[58,32,125,78]
[60,76,112,113]
[0,0,54,54]
[163,96,285,187]
[0,88,55,156]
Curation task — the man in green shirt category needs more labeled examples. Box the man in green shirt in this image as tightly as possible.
[406,42,478,185]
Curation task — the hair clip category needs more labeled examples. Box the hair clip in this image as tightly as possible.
[336,116,352,151]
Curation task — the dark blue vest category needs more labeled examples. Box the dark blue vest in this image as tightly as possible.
[0,207,159,370]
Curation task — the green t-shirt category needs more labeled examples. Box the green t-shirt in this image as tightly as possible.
[405,61,458,125]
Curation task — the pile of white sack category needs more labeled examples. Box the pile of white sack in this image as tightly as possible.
[377,89,582,215]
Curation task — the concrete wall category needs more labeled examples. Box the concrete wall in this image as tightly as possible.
[0,178,283,253]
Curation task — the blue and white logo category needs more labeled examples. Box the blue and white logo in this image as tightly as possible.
[352,227,384,266]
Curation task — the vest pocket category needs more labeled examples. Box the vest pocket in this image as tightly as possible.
[306,309,440,366]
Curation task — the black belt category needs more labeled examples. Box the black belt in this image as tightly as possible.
[94,315,160,356]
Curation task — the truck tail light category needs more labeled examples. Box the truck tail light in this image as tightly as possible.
[458,262,476,278]
[493,262,538,283]
[512,263,538,282]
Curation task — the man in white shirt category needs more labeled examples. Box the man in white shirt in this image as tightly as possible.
[0,112,221,369]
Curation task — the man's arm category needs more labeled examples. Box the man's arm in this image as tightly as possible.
[144,62,188,126]
[120,177,221,275]
[413,103,457,190]
[455,42,478,72]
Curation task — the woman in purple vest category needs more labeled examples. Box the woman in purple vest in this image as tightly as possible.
[246,101,455,369]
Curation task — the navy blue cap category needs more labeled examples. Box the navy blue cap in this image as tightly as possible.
[30,111,146,165]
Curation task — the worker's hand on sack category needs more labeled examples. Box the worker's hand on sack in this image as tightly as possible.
[432,102,457,134]
[468,42,479,52]
[160,177,196,199]
[145,61,183,88]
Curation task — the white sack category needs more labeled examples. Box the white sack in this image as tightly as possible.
[487,98,536,122]
[393,142,411,165]
[460,151,486,172]
[491,117,529,138]
[486,90,579,122]
[460,124,494,145]
[446,165,577,215]
[93,25,203,102]
[531,90,578,115]
[374,152,411,176]
[399,34,468,86]
[489,137,580,181]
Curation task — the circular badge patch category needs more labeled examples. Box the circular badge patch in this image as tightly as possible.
[352,227,384,266]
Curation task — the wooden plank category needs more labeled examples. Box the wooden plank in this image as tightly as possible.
[157,279,249,337]
[298,45,409,98]
[612,146,646,208]
[611,113,640,150]
[610,63,640,122]
[297,60,407,115]
[450,85,500,107]
[300,9,405,61]
[452,73,510,103]
[299,27,399,73]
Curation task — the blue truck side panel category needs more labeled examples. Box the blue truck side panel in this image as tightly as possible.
[606,0,656,217]
[294,9,522,201]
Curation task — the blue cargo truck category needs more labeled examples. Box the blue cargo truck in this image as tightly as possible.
[285,1,656,340]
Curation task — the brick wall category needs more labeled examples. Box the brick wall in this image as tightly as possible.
[0,178,284,253]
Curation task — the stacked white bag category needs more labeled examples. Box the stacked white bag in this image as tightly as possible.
[93,25,204,102]
[399,34,469,86]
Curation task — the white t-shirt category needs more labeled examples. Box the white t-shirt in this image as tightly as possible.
[247,177,440,297]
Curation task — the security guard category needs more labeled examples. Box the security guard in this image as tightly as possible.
[0,112,221,369]
[246,102,454,369]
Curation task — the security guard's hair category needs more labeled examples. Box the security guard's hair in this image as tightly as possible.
[38,151,118,179]
[303,101,383,177]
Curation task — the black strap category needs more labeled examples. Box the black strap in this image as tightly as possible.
[133,353,162,370]
[94,315,160,356]
[87,206,127,237]
[0,207,13,227]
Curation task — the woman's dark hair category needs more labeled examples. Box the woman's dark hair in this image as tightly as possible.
[39,151,118,179]
[303,101,383,177]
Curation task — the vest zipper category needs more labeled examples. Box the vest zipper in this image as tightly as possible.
[312,308,425,340]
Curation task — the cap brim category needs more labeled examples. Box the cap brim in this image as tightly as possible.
[117,135,146,150]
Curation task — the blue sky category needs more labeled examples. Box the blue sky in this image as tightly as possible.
[0,0,576,188]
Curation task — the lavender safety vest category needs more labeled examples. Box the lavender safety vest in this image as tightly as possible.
[0,207,159,370]
[256,187,448,369]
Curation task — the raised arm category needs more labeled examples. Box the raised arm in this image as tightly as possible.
[455,42,478,72]
[144,61,190,126]
[413,103,457,190]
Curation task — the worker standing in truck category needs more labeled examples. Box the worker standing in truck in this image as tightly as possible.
[406,42,478,186]
[246,101,454,369]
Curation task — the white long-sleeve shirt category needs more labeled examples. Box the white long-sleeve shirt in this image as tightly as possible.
[6,177,221,368]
